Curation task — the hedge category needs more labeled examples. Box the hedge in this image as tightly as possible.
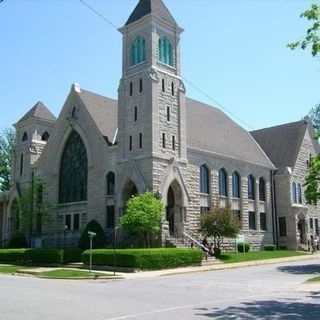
[264,244,276,251]
[0,249,29,262]
[82,248,203,270]
[237,242,250,253]
[63,249,82,263]
[0,249,83,264]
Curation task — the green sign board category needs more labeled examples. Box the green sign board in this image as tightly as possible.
[88,231,97,238]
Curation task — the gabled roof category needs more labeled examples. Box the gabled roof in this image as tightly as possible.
[125,0,177,26]
[186,98,275,169]
[250,119,316,169]
[77,89,274,168]
[17,101,56,124]
[78,89,118,142]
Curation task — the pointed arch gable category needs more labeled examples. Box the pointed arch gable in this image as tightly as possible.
[117,160,147,205]
[159,160,189,206]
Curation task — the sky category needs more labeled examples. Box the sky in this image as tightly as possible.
[1,0,320,132]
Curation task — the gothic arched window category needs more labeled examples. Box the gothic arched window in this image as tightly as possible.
[159,37,173,66]
[297,183,302,204]
[259,177,266,201]
[200,165,209,194]
[248,175,255,200]
[292,182,297,203]
[232,172,240,198]
[219,168,228,197]
[131,36,146,66]
[107,172,115,196]
[22,132,28,142]
[59,131,87,203]
[41,131,49,141]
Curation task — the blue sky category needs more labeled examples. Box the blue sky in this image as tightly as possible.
[1,0,319,131]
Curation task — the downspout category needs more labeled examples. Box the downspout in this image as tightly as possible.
[270,170,278,248]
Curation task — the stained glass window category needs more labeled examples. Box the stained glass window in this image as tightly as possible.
[59,131,87,203]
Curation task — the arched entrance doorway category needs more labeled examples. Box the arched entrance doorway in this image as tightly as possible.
[297,214,307,248]
[123,181,137,203]
[165,180,184,236]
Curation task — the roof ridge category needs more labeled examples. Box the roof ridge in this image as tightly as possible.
[251,119,307,133]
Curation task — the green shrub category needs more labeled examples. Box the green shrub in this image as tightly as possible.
[27,249,63,264]
[82,248,203,270]
[78,220,107,250]
[264,244,276,251]
[237,242,250,253]
[63,248,82,263]
[0,249,29,262]
[7,232,28,249]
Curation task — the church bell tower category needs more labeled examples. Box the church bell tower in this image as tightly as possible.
[117,0,187,167]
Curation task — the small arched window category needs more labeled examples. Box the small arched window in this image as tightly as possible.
[232,172,240,198]
[41,131,49,141]
[130,82,133,96]
[200,165,209,194]
[171,82,174,96]
[219,168,228,197]
[297,183,302,204]
[162,79,165,92]
[71,106,77,118]
[131,36,146,66]
[22,132,28,142]
[259,178,266,201]
[292,182,297,203]
[139,78,143,93]
[106,172,115,196]
[248,175,255,200]
[159,37,173,66]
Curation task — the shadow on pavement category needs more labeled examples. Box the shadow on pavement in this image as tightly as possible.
[277,264,320,275]
[194,299,320,319]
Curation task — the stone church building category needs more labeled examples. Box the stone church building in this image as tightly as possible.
[0,0,319,250]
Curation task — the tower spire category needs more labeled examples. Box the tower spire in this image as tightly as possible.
[125,0,177,26]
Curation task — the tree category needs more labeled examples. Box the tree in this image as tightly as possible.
[288,4,320,205]
[287,4,320,57]
[119,192,164,248]
[308,103,320,132]
[199,206,241,252]
[0,127,15,192]
[78,220,107,250]
[16,176,52,245]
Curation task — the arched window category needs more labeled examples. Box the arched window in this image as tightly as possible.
[41,131,49,141]
[248,175,255,200]
[131,36,146,66]
[232,172,240,198]
[159,37,173,66]
[297,183,302,204]
[162,79,165,92]
[22,132,28,142]
[259,178,266,201]
[219,168,228,197]
[106,172,115,196]
[71,106,77,118]
[59,131,88,203]
[292,182,297,203]
[171,82,174,96]
[139,78,143,92]
[200,165,209,194]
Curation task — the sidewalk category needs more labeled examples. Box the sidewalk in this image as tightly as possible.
[14,252,320,280]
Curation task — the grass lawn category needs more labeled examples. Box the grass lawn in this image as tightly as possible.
[0,265,31,273]
[219,250,308,264]
[38,269,113,279]
[307,276,320,282]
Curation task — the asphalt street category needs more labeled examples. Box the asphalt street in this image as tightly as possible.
[0,258,319,320]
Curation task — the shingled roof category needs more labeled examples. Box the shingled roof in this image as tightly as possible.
[78,89,118,142]
[186,98,275,169]
[125,0,177,26]
[17,101,56,124]
[250,120,319,169]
